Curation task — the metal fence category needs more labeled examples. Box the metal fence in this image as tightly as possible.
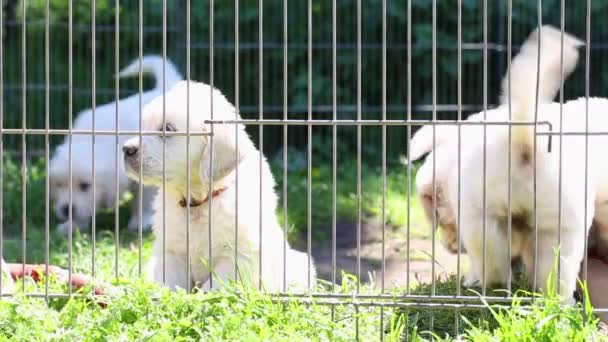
[0,0,607,340]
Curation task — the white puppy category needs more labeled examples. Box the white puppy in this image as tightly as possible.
[410,25,582,255]
[447,28,608,301]
[49,56,182,234]
[123,80,316,292]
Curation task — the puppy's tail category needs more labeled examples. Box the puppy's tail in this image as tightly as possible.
[500,25,582,160]
[408,125,449,163]
[117,55,183,90]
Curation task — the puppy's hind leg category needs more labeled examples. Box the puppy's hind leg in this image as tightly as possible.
[525,228,586,303]
[461,213,510,288]
[128,184,157,231]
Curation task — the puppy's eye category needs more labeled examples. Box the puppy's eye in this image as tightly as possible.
[79,182,91,192]
[164,123,176,132]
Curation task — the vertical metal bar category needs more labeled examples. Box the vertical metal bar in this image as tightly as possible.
[208,0,215,289]
[0,0,3,298]
[162,0,167,286]
[68,0,73,296]
[113,0,120,281]
[91,0,97,280]
[455,0,462,334]
[234,0,240,283]
[557,0,565,295]
[21,0,27,294]
[258,0,264,291]
[331,0,337,293]
[283,0,289,293]
[506,0,513,296]
[481,0,488,296]
[44,0,50,300]
[137,0,144,279]
[307,0,312,290]
[532,0,542,294]
[381,0,387,295]
[186,0,192,292]
[356,0,362,338]
[431,0,437,296]
[582,0,591,311]
[380,0,387,339]
[405,0,412,298]
[430,0,437,331]
[331,0,337,322]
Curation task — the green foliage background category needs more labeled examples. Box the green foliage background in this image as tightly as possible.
[3,0,608,162]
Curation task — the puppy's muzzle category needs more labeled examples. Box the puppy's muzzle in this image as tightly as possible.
[57,204,77,221]
[122,145,139,158]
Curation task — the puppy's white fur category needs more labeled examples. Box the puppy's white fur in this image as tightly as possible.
[411,26,581,255]
[446,27,608,301]
[123,81,316,292]
[49,56,182,234]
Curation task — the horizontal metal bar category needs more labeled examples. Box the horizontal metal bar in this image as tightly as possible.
[537,131,608,136]
[5,20,179,33]
[188,41,606,53]
[272,297,513,309]
[0,129,212,136]
[205,119,553,129]
[3,293,604,313]
[189,41,508,51]
[274,292,530,304]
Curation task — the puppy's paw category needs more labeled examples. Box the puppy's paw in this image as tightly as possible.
[463,273,481,288]
[127,214,154,232]
[57,222,87,235]
[563,296,576,306]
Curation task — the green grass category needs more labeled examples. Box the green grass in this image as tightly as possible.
[1,156,606,341]
[0,273,604,341]
[0,274,410,341]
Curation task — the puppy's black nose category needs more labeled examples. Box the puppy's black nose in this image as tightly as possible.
[123,145,138,157]
[61,204,75,218]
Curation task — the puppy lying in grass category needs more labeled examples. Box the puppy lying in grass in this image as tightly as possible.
[49,55,182,234]
[123,80,316,292]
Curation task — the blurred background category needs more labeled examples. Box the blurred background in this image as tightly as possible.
[3,0,605,158]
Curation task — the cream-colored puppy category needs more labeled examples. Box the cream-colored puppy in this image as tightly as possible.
[410,26,582,255]
[123,80,316,292]
[448,29,608,301]
[49,55,182,234]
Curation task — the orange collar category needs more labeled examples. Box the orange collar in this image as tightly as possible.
[179,185,230,208]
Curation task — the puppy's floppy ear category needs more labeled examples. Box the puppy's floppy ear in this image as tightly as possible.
[199,124,246,183]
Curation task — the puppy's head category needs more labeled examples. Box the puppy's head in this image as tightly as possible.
[415,151,464,254]
[49,144,113,229]
[123,80,251,198]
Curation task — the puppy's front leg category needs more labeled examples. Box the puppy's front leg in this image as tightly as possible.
[461,214,510,288]
[147,253,190,291]
[199,259,237,291]
[128,184,156,231]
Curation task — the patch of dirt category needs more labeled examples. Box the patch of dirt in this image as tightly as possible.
[311,221,468,288]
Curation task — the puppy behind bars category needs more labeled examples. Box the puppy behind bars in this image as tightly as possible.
[49,56,182,234]
[408,26,583,256]
[446,26,608,302]
[123,80,316,292]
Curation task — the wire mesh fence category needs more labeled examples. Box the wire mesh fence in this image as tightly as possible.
[0,0,607,339]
